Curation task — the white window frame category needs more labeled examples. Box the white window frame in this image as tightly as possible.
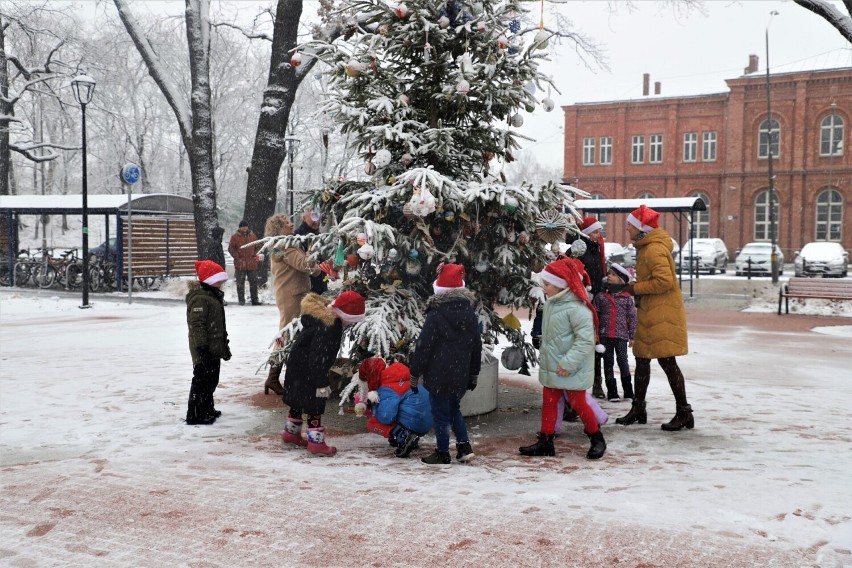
[599,137,612,165]
[631,135,645,164]
[649,134,663,163]
[683,132,697,162]
[815,188,843,241]
[820,115,844,157]
[754,190,777,241]
[692,192,710,238]
[758,119,780,159]
[582,137,595,165]
[702,131,717,162]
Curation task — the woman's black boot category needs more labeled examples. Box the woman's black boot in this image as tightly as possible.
[615,400,647,425]
[519,432,555,456]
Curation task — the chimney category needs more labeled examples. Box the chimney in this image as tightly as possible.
[654,81,661,95]
[643,73,650,96]
[744,54,759,75]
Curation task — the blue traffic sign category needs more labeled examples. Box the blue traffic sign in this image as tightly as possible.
[121,163,141,185]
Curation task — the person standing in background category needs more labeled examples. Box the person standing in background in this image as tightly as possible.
[227,221,261,306]
[294,209,329,296]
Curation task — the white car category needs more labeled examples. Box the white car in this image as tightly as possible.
[603,242,626,265]
[735,242,784,276]
[794,242,849,277]
[679,238,729,274]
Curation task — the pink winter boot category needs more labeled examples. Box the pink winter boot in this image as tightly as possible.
[306,427,337,456]
[281,418,308,447]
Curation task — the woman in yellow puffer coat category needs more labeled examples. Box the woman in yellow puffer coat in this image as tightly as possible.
[616,205,694,431]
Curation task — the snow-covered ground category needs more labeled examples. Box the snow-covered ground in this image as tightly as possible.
[1,284,850,566]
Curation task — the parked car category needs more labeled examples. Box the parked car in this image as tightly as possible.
[793,242,849,277]
[734,242,784,276]
[622,239,678,267]
[603,242,626,266]
[89,238,118,260]
[678,238,729,274]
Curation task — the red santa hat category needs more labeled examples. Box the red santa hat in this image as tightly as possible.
[194,259,228,285]
[433,263,465,294]
[358,357,386,392]
[540,259,605,353]
[330,290,366,323]
[627,205,660,233]
[579,216,602,236]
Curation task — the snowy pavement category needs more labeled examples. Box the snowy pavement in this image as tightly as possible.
[1,287,851,567]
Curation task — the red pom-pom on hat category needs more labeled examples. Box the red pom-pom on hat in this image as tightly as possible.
[433,263,465,293]
[195,259,228,285]
[627,205,660,233]
[331,290,366,323]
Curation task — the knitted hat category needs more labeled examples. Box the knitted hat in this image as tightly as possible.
[238,219,249,228]
[627,205,660,233]
[433,263,465,294]
[610,263,631,283]
[330,290,366,323]
[195,259,228,285]
[541,258,605,353]
[579,216,602,236]
[358,357,386,392]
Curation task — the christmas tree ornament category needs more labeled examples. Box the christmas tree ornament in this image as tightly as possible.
[496,33,508,49]
[542,97,555,112]
[502,311,521,330]
[534,30,549,49]
[508,19,521,33]
[443,210,455,222]
[525,103,535,113]
[407,249,419,259]
[399,94,410,106]
[475,254,490,272]
[373,149,392,168]
[482,150,494,161]
[364,161,376,175]
[334,239,346,266]
[402,202,417,219]
[500,346,524,371]
[345,60,365,77]
[476,21,487,32]
[457,52,473,75]
[438,15,450,28]
[290,51,303,67]
[395,3,409,18]
[358,243,375,260]
[356,232,368,246]
[507,229,517,243]
[518,231,530,245]
[388,175,396,184]
[400,153,414,165]
[387,248,399,261]
[504,196,519,213]
[507,36,522,56]
[346,254,360,268]
[456,79,470,95]
[405,258,421,275]
[409,186,437,217]
[535,210,570,243]
[523,82,536,95]
[510,113,524,127]
[570,239,587,258]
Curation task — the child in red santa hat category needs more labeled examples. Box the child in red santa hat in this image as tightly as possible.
[281,290,366,456]
[519,258,607,460]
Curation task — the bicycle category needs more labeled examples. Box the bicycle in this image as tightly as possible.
[13,249,36,287]
[32,247,62,289]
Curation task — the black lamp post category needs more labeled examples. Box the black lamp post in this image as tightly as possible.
[285,135,301,218]
[72,74,96,308]
[765,11,779,284]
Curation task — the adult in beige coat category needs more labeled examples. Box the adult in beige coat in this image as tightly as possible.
[616,205,694,431]
[261,214,315,396]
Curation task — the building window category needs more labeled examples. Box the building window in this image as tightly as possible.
[816,189,843,241]
[758,118,780,159]
[649,134,663,163]
[631,135,645,164]
[636,191,654,200]
[683,132,697,162]
[820,114,844,156]
[692,192,710,238]
[582,137,595,165]
[591,193,607,236]
[754,190,778,241]
[702,131,717,162]
[599,137,612,165]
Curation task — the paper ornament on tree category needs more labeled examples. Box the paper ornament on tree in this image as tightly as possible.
[399,94,410,106]
[510,113,524,127]
[408,186,437,217]
[290,51,303,67]
[395,3,409,18]
[358,243,375,260]
[456,79,470,95]
[373,149,392,168]
[534,30,549,49]
[535,210,571,243]
[438,15,450,28]
[356,232,368,245]
[496,33,508,49]
[400,153,414,165]
[542,97,555,112]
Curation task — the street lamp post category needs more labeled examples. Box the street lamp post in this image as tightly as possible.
[765,10,779,284]
[285,135,301,219]
[72,74,96,308]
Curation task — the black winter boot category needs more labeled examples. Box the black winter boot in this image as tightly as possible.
[621,376,635,400]
[395,431,421,458]
[455,441,474,462]
[605,376,620,401]
[562,406,579,422]
[661,404,694,431]
[421,450,451,468]
[615,400,647,425]
[592,376,606,399]
[519,433,555,457]
[586,430,606,460]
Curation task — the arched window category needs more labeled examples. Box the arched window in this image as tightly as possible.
[636,191,654,200]
[815,189,843,241]
[692,192,710,238]
[758,118,780,159]
[754,190,779,241]
[591,194,607,236]
[820,114,844,156]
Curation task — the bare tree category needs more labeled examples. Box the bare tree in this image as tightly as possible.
[793,0,852,43]
[112,0,220,258]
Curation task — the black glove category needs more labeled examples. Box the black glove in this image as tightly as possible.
[532,336,541,350]
[625,282,636,296]
[410,375,420,394]
[467,375,478,391]
[197,346,213,371]
[223,343,232,361]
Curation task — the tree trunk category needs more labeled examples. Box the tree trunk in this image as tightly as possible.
[242,0,304,239]
[0,19,11,196]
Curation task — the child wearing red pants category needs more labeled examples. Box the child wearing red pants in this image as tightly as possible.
[519,258,606,459]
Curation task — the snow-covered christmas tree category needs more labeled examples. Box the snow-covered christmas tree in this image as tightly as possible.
[268,0,587,366]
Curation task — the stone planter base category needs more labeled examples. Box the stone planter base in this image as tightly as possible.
[461,353,498,417]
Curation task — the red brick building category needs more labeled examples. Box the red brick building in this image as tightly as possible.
[562,64,851,256]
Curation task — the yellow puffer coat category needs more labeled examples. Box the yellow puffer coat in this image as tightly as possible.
[631,227,688,359]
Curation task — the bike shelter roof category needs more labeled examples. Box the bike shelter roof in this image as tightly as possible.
[0,193,193,216]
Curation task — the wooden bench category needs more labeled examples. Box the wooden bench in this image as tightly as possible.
[778,277,852,314]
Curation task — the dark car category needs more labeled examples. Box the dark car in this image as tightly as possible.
[89,238,118,259]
